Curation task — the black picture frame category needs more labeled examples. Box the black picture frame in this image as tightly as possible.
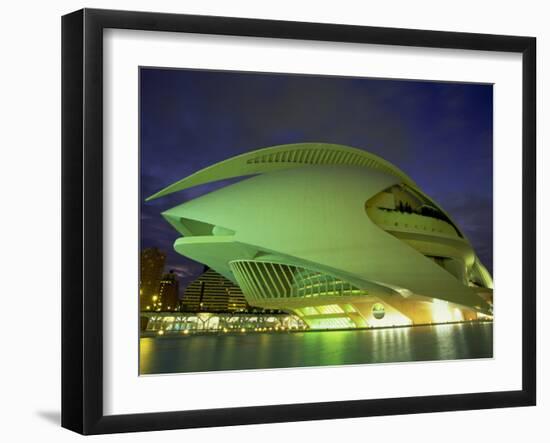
[62,8,536,435]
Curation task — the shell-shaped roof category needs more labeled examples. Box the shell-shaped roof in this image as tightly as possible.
[146,143,418,201]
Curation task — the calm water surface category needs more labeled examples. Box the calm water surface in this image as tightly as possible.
[140,322,492,375]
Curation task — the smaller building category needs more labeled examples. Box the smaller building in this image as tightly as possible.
[139,248,166,311]
[182,268,248,312]
[158,270,180,311]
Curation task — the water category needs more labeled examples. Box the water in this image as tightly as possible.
[140,322,492,375]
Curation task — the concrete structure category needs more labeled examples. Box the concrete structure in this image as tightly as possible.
[148,143,493,329]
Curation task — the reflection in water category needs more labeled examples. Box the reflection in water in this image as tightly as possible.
[139,322,493,375]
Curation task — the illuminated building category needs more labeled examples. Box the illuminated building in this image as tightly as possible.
[158,270,180,311]
[141,311,306,335]
[139,247,166,311]
[182,268,249,312]
[147,143,493,329]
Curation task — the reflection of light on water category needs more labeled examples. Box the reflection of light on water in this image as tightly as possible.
[370,327,412,362]
[139,338,155,374]
[430,323,469,360]
[139,323,492,375]
[395,327,412,362]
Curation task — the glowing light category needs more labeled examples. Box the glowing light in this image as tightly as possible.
[307,317,355,329]
[431,299,456,323]
[152,295,158,302]
[316,304,345,314]
[157,330,164,336]
[395,288,412,298]
[301,306,318,316]
[453,308,464,322]
[477,312,493,320]
[240,328,246,333]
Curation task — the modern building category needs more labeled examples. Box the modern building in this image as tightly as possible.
[158,270,180,311]
[181,268,249,312]
[139,247,166,311]
[141,311,306,335]
[147,143,493,329]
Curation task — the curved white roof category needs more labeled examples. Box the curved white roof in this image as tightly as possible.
[146,143,418,201]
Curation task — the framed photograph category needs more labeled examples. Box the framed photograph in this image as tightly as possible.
[62,8,536,435]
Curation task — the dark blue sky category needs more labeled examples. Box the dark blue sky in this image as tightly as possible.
[140,68,493,292]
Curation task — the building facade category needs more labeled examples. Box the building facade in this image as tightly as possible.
[181,268,249,312]
[158,270,180,311]
[139,247,166,311]
[148,143,493,329]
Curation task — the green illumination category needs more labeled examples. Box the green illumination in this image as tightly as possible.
[372,303,386,320]
[148,143,493,327]
[306,317,356,330]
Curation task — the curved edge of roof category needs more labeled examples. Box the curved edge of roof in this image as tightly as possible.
[146,143,418,201]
